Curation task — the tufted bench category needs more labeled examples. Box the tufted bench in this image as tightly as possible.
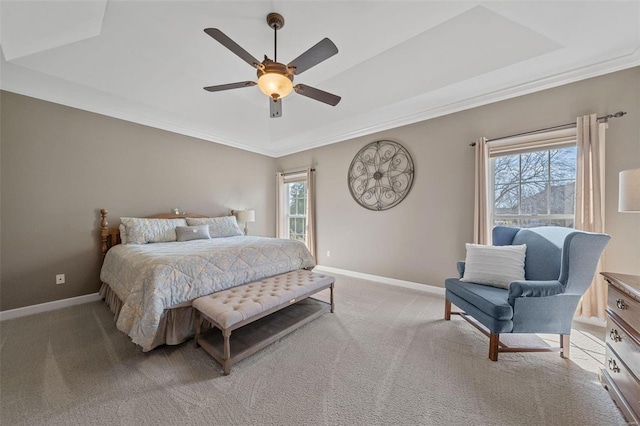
[193,269,335,375]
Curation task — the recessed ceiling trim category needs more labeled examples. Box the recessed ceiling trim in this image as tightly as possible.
[270,49,640,157]
[0,1,108,60]
[0,63,278,158]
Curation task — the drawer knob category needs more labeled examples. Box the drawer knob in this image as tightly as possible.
[616,298,627,310]
[608,358,621,373]
[610,329,622,342]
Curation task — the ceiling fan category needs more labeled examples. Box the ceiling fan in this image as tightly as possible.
[203,13,341,118]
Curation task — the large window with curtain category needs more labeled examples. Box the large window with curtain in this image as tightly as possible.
[276,168,316,260]
[474,113,609,319]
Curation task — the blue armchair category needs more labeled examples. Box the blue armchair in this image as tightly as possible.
[444,226,610,361]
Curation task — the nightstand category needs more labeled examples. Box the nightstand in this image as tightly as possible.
[600,272,640,425]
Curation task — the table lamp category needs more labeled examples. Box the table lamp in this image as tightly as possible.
[236,210,255,235]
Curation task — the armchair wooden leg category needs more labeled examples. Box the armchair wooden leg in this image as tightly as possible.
[560,334,570,359]
[489,333,499,361]
[444,299,452,320]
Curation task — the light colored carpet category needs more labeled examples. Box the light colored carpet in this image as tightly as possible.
[0,275,625,426]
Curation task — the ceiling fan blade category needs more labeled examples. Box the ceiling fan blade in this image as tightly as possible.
[270,98,282,118]
[294,84,341,106]
[203,81,257,92]
[287,38,338,75]
[204,28,261,68]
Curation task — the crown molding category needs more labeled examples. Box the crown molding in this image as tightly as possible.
[271,49,640,157]
[3,48,638,159]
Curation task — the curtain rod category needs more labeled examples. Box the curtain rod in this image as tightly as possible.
[469,111,627,146]
[278,168,315,176]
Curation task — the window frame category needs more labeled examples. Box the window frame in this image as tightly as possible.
[278,171,308,241]
[486,128,577,230]
[286,180,308,242]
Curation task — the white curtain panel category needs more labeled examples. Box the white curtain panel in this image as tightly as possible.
[575,114,608,320]
[305,167,317,261]
[275,172,285,238]
[473,137,490,244]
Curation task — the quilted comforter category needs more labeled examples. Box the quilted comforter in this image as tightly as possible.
[100,236,315,350]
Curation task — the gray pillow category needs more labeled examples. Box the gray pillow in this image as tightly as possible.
[175,225,211,242]
[186,216,244,238]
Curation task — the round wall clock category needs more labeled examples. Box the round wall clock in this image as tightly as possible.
[347,140,415,211]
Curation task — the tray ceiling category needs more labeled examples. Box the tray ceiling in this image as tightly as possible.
[1,1,638,157]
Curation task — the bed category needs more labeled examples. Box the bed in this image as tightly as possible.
[98,209,316,351]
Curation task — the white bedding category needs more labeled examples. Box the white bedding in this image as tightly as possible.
[100,236,315,350]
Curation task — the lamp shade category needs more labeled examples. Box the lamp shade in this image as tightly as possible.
[619,168,640,212]
[236,210,255,223]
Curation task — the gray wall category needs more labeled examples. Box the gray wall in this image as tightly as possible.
[277,67,640,287]
[1,91,276,311]
[2,67,639,311]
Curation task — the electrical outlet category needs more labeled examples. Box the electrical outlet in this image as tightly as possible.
[326,250,331,257]
[56,274,65,285]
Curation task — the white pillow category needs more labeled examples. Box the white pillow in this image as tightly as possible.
[120,217,188,244]
[186,216,243,238]
[460,243,527,289]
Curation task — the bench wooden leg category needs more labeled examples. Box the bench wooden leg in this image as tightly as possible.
[489,333,499,361]
[194,311,201,348]
[444,299,452,320]
[222,329,231,375]
[560,334,570,359]
[330,283,335,313]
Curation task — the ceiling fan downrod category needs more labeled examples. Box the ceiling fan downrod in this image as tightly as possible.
[266,13,285,62]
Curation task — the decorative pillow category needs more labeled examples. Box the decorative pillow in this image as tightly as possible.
[460,243,527,288]
[120,217,188,244]
[186,216,244,238]
[176,225,211,242]
[119,224,127,245]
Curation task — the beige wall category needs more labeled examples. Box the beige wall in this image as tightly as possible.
[2,67,638,311]
[0,91,276,311]
[277,67,640,287]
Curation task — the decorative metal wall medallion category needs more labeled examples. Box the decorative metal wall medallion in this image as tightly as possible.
[348,140,414,211]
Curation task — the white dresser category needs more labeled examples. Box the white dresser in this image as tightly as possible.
[600,272,640,425]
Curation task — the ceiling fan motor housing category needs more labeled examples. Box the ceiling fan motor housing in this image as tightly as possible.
[258,62,292,80]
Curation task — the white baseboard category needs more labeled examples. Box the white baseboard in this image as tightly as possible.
[0,293,102,321]
[1,272,604,329]
[314,265,445,296]
[314,265,607,328]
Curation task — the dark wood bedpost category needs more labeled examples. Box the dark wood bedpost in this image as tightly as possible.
[100,209,109,258]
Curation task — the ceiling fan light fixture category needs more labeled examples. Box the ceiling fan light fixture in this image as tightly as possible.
[204,13,340,117]
[257,72,293,99]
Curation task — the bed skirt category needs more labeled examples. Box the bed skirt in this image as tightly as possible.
[99,282,196,351]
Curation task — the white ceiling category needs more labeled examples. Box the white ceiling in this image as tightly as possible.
[1,1,639,157]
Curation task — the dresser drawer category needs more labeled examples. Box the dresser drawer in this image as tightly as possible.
[605,345,640,417]
[608,285,640,329]
[606,314,640,380]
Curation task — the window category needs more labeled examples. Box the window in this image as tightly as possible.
[286,181,307,242]
[491,146,577,228]
[276,169,315,257]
